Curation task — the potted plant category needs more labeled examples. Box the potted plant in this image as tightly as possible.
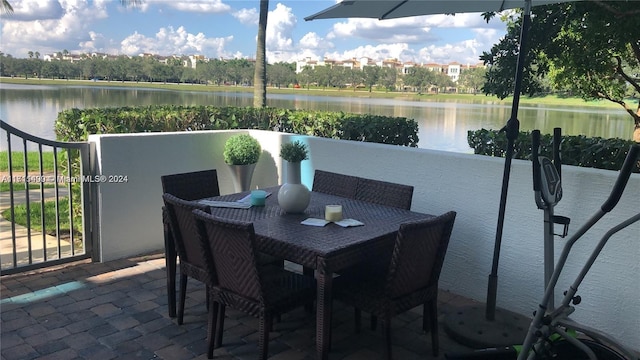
[278,140,311,213]
[280,140,309,164]
[224,134,261,192]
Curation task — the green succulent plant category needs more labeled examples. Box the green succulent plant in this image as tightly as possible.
[223,134,261,165]
[280,140,309,162]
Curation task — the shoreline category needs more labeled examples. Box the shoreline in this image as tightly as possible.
[0,76,622,110]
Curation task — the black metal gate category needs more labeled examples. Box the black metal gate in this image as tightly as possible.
[1,120,96,275]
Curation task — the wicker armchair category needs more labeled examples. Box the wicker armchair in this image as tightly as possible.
[312,169,359,198]
[192,209,316,359]
[334,211,457,359]
[162,193,212,325]
[355,177,414,210]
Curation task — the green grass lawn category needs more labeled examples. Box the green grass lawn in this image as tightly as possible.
[1,148,83,240]
[0,151,57,172]
[1,197,81,237]
[1,151,60,192]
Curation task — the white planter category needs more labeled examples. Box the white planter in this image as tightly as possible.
[229,163,256,192]
[278,161,310,213]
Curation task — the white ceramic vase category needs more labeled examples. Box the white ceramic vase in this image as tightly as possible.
[278,161,310,213]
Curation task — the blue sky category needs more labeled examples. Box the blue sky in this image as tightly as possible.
[1,0,509,65]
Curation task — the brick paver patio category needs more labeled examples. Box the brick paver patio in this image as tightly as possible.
[1,252,479,360]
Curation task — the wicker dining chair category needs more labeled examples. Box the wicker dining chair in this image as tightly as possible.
[343,176,415,329]
[161,169,283,318]
[162,193,213,325]
[312,169,359,199]
[333,211,457,359]
[161,169,221,201]
[160,170,221,318]
[192,209,316,359]
[354,177,414,210]
[307,169,361,295]
[353,175,414,283]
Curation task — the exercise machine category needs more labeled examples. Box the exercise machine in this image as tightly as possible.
[446,131,640,359]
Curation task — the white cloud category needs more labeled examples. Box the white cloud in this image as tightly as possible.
[3,0,64,21]
[417,42,472,65]
[473,27,502,46]
[120,26,233,58]
[79,31,107,53]
[316,12,506,64]
[263,3,300,63]
[413,27,502,65]
[266,5,504,64]
[328,17,434,43]
[150,0,230,13]
[1,0,109,57]
[119,32,146,55]
[231,3,300,62]
[323,43,412,62]
[423,13,501,29]
[230,50,244,59]
[266,3,296,50]
[299,32,333,51]
[233,8,258,25]
[295,49,323,62]
[0,0,507,65]
[327,12,500,45]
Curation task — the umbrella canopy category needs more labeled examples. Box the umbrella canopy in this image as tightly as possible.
[305,0,577,21]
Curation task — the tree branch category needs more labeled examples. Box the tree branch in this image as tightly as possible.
[592,1,640,18]
[630,41,640,65]
[614,56,640,94]
[596,91,638,120]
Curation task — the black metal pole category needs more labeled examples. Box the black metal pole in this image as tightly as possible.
[485,0,532,321]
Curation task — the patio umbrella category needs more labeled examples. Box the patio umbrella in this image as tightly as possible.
[306,0,578,348]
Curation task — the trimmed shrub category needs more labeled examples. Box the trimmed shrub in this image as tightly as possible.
[467,129,639,172]
[55,105,419,147]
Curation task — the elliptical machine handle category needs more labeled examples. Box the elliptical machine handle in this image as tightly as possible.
[532,130,541,192]
[601,144,640,213]
[553,127,562,180]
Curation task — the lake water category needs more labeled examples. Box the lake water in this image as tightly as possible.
[0,83,633,154]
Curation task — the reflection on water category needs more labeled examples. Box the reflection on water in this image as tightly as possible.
[0,83,633,154]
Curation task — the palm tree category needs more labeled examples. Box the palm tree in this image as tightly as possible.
[120,0,142,7]
[117,0,269,108]
[253,0,268,108]
[1,0,13,15]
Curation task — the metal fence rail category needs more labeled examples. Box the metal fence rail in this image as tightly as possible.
[1,119,95,275]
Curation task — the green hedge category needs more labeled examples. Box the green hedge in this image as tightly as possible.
[468,129,639,172]
[55,105,419,147]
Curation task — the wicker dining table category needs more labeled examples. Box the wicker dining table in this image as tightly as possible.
[164,186,433,360]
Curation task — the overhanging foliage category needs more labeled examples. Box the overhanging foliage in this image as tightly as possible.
[481,1,640,138]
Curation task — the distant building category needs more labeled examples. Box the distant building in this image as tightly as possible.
[40,50,485,83]
[295,56,486,83]
[445,62,461,82]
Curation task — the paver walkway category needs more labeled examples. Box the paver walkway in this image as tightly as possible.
[1,252,480,360]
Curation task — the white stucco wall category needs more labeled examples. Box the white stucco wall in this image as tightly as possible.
[89,130,639,351]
